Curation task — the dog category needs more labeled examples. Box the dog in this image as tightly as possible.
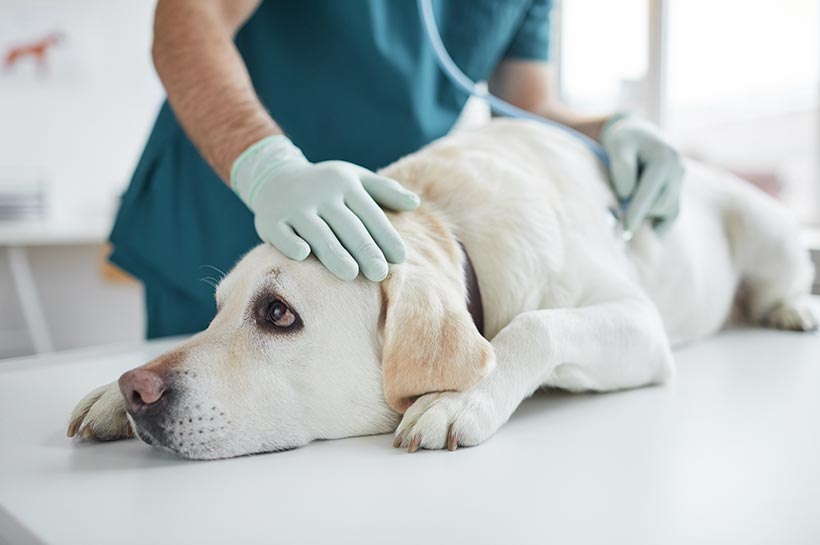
[68,119,817,459]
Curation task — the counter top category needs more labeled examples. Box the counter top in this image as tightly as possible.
[0,213,111,247]
[1,328,819,545]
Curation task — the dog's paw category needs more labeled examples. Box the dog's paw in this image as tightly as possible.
[393,390,500,452]
[67,381,134,441]
[764,299,819,332]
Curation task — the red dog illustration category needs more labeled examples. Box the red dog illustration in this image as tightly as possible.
[4,33,63,69]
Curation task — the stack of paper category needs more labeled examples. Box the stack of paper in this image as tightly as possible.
[0,170,46,221]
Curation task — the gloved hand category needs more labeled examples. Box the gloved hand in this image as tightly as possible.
[601,114,685,235]
[231,135,420,282]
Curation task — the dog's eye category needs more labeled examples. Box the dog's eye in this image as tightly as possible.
[267,300,297,329]
[253,293,302,333]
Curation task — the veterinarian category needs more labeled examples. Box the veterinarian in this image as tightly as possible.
[110,0,684,338]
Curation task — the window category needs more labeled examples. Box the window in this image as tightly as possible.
[556,0,819,224]
[666,0,818,224]
[556,0,648,116]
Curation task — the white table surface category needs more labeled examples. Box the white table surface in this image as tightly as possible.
[1,327,819,545]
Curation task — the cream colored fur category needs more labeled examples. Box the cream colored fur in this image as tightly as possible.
[68,120,816,458]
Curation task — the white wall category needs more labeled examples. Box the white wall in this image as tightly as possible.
[0,0,163,220]
[0,0,161,358]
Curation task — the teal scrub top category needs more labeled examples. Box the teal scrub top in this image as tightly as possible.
[110,0,552,337]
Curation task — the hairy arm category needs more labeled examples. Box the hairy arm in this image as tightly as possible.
[488,59,609,140]
[152,0,280,182]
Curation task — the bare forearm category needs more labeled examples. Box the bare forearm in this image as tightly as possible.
[538,106,608,141]
[152,0,278,182]
[489,59,610,141]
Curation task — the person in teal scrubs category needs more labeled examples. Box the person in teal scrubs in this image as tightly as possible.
[111,0,684,338]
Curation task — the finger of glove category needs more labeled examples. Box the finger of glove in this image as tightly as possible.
[624,161,667,233]
[608,150,639,199]
[652,204,680,236]
[262,221,311,261]
[647,175,681,219]
[345,190,407,264]
[320,203,389,281]
[291,215,359,281]
[360,173,420,211]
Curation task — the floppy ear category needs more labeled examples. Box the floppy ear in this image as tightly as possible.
[379,221,495,413]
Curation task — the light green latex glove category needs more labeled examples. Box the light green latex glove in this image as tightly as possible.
[601,114,685,235]
[231,135,420,281]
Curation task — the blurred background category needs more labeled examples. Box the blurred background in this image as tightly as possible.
[0,0,817,358]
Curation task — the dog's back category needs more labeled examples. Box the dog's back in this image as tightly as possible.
[383,119,816,343]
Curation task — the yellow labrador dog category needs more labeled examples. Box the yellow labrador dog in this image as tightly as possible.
[68,120,816,459]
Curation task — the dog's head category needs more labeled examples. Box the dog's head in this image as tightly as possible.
[120,239,494,459]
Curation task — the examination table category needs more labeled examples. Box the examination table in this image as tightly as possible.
[1,319,819,545]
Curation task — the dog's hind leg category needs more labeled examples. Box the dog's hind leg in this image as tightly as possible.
[726,184,817,332]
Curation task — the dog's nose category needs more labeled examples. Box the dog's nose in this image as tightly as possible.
[119,368,166,413]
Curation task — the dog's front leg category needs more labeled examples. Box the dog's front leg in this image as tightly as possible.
[67,381,135,441]
[394,297,674,451]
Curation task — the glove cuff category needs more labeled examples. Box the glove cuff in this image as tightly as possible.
[230,135,309,210]
[600,112,633,146]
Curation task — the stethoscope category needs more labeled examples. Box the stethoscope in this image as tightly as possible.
[417,0,610,166]
[417,0,636,240]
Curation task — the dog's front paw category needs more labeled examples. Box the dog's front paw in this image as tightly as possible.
[393,390,500,452]
[67,381,134,441]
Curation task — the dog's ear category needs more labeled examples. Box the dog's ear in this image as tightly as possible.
[379,228,495,414]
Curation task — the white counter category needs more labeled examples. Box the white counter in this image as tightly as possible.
[1,328,819,545]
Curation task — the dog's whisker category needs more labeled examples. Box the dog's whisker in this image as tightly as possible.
[199,264,227,280]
